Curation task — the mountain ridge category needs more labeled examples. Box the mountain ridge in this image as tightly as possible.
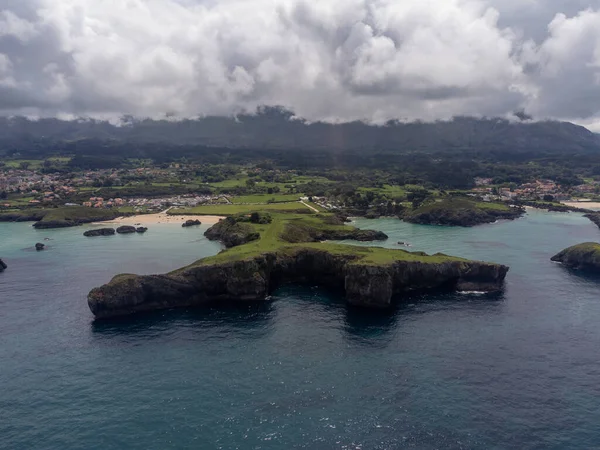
[1,111,598,154]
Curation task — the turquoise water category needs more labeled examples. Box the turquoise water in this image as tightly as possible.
[2,211,600,449]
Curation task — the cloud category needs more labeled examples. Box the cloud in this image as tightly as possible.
[0,0,598,126]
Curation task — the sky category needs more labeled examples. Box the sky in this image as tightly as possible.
[1,0,600,129]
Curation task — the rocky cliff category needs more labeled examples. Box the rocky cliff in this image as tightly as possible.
[0,258,7,272]
[551,242,600,271]
[88,248,508,318]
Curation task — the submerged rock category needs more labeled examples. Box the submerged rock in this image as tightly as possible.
[182,219,202,227]
[88,248,509,319]
[35,243,45,251]
[83,228,116,237]
[0,258,7,271]
[551,242,600,271]
[136,227,148,233]
[116,225,137,234]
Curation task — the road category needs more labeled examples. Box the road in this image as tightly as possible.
[300,201,319,213]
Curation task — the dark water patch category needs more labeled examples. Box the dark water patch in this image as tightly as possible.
[91,301,276,341]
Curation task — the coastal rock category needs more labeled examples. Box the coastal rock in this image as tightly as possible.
[402,198,524,227]
[83,228,116,237]
[35,243,45,251]
[182,219,202,227]
[204,217,259,247]
[0,258,7,271]
[584,213,600,230]
[88,248,509,318]
[136,227,148,233]
[116,225,137,234]
[551,242,600,271]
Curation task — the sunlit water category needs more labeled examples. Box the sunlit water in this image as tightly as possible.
[2,210,600,449]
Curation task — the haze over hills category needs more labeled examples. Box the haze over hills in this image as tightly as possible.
[1,109,599,155]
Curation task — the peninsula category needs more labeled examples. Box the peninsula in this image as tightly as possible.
[88,210,509,318]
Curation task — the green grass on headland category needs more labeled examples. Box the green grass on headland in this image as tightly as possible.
[169,202,312,216]
[229,194,301,204]
[175,209,467,271]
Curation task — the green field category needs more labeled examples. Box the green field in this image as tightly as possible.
[475,201,511,212]
[2,157,71,169]
[207,176,249,188]
[291,175,335,184]
[169,202,312,216]
[230,194,301,204]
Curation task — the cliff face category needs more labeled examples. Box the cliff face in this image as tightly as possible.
[551,243,600,271]
[88,248,509,318]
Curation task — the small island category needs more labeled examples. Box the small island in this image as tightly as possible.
[401,198,524,227]
[551,243,600,271]
[88,210,509,319]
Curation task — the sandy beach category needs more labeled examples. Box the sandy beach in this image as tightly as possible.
[562,201,600,209]
[95,211,225,226]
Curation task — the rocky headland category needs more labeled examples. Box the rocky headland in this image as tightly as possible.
[0,258,7,272]
[551,243,600,271]
[88,212,509,319]
[402,198,524,227]
[88,247,508,318]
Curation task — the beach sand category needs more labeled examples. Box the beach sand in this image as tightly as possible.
[562,201,600,209]
[95,212,225,226]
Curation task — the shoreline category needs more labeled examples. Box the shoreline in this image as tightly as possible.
[93,212,225,226]
[562,201,600,209]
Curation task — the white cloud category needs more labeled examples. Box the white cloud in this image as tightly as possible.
[0,0,598,126]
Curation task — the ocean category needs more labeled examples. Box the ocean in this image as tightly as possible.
[1,210,600,449]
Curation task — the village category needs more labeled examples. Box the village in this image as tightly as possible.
[2,163,600,212]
